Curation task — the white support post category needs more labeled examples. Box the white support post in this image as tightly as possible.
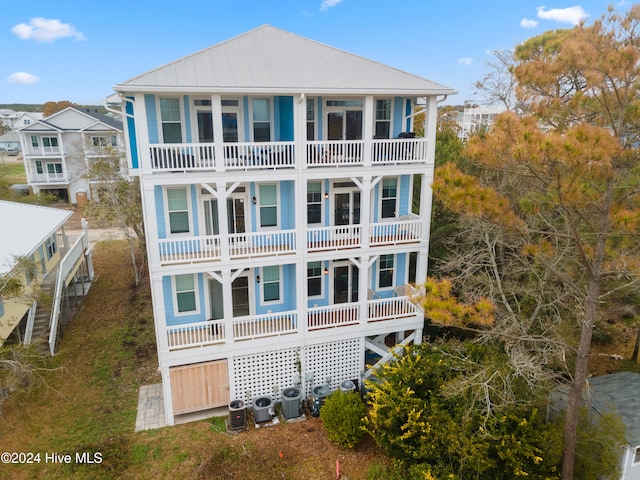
[221,269,234,343]
[161,366,175,426]
[216,181,231,259]
[363,95,374,167]
[211,94,225,172]
[133,93,152,175]
[358,254,370,325]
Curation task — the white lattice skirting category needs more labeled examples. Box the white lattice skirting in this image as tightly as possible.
[231,338,364,405]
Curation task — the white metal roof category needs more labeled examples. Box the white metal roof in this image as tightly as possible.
[0,201,72,275]
[114,25,456,96]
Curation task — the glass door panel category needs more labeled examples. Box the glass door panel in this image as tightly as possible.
[204,199,219,236]
[227,198,246,234]
[232,276,250,317]
[345,110,363,140]
[197,111,214,143]
[334,191,360,226]
[327,112,344,141]
[333,264,359,304]
[209,278,224,320]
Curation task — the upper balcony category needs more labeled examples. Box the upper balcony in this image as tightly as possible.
[157,214,422,266]
[24,145,63,157]
[147,137,428,173]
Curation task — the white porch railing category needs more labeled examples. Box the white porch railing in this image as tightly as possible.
[158,236,221,264]
[306,140,364,167]
[167,319,226,349]
[28,172,69,183]
[24,146,62,156]
[150,143,216,171]
[49,231,90,355]
[233,311,298,340]
[372,138,428,164]
[367,296,420,322]
[306,224,361,251]
[228,230,296,258]
[224,142,295,170]
[370,214,422,245]
[307,303,360,330]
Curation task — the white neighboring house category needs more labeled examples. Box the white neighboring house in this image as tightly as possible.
[0,109,19,129]
[18,107,125,204]
[0,131,21,154]
[113,25,456,426]
[12,112,43,131]
[458,104,505,141]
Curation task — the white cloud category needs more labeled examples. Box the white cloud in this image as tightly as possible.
[320,0,344,12]
[11,17,86,42]
[7,72,40,85]
[520,18,539,28]
[536,6,589,25]
[457,57,473,66]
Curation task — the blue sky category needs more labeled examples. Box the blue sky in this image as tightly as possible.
[0,1,627,106]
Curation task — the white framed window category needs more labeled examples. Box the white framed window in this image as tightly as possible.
[92,136,108,147]
[261,265,282,304]
[258,184,278,228]
[306,98,316,141]
[251,98,271,142]
[307,181,322,225]
[381,177,398,219]
[166,187,191,234]
[378,254,395,289]
[43,137,59,149]
[159,97,183,143]
[307,261,323,298]
[45,235,57,259]
[375,99,392,139]
[30,135,39,147]
[35,160,43,174]
[634,447,640,465]
[173,274,199,314]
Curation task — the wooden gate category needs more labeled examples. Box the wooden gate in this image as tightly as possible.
[170,360,229,414]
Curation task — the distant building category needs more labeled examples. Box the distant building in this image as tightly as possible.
[17,107,125,204]
[458,105,505,141]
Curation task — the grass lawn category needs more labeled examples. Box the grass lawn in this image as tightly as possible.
[0,159,27,184]
[0,241,389,480]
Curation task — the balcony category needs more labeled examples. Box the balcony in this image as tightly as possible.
[156,217,421,266]
[165,295,421,350]
[158,230,296,265]
[24,146,63,157]
[27,171,69,184]
[148,138,428,173]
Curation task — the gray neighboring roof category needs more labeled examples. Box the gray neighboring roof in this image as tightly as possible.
[81,108,123,130]
[587,371,640,446]
[115,25,456,96]
[0,201,72,275]
[0,131,19,143]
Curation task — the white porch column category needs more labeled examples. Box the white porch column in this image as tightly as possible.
[216,181,231,259]
[357,255,371,325]
[211,94,225,172]
[295,93,306,170]
[133,93,152,175]
[142,182,161,268]
[221,269,234,343]
[160,366,175,426]
[359,176,372,248]
[363,95,374,167]
[424,96,438,167]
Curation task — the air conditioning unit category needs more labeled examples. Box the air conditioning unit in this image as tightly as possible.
[252,396,274,423]
[309,384,331,417]
[280,387,303,419]
[339,380,356,393]
[228,399,247,430]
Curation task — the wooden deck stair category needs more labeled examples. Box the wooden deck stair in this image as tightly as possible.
[30,282,56,355]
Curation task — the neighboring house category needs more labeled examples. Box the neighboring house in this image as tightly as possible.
[11,112,43,131]
[113,25,456,426]
[0,131,21,154]
[0,200,94,354]
[583,372,640,480]
[0,109,19,129]
[17,107,125,204]
[457,104,505,141]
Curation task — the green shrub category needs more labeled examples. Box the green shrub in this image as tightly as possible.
[319,389,367,448]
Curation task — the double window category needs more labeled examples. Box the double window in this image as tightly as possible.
[381,178,398,218]
[259,184,278,228]
[159,98,183,143]
[261,266,281,303]
[306,98,315,141]
[45,235,57,259]
[174,274,197,313]
[92,135,118,147]
[167,188,190,234]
